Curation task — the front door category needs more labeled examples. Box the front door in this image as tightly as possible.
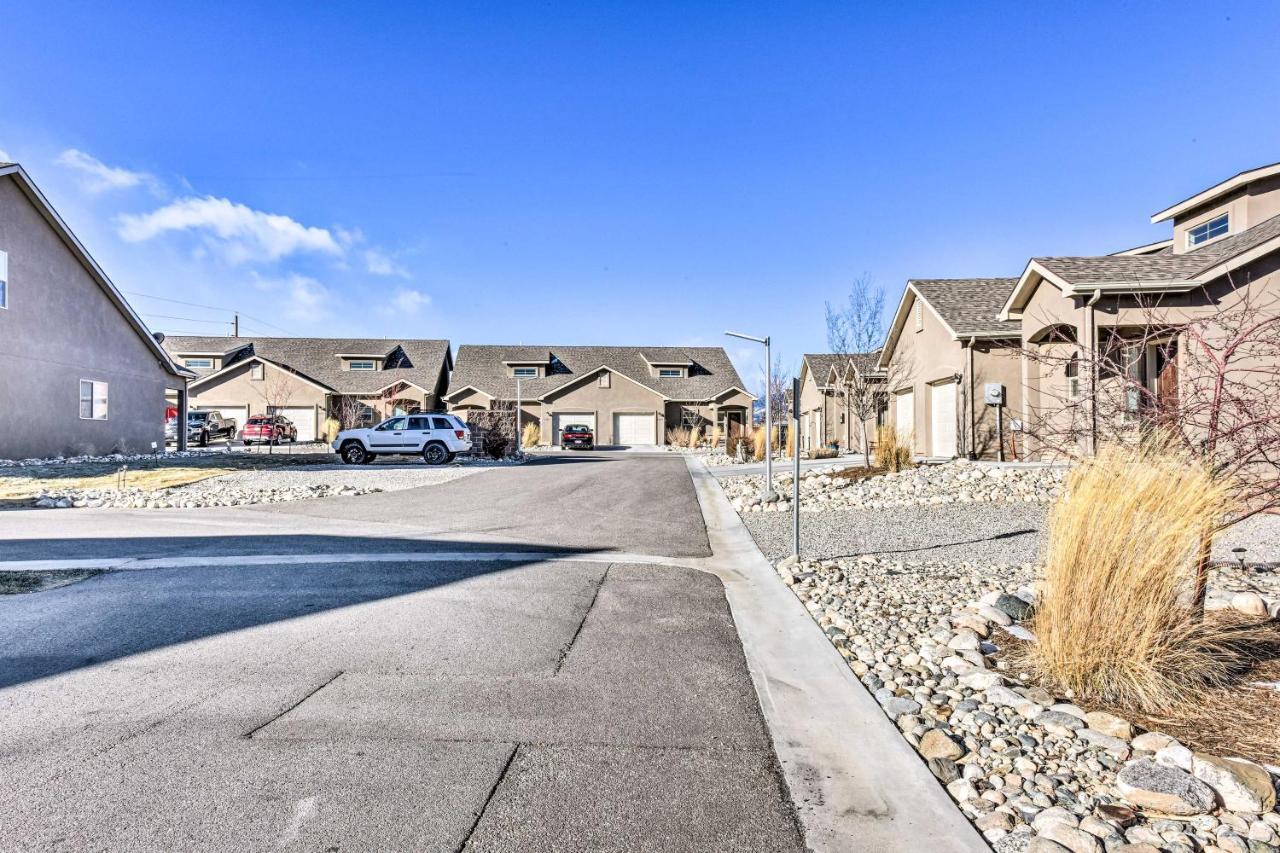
[1154,341,1179,411]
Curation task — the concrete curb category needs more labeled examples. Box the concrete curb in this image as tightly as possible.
[682,454,989,853]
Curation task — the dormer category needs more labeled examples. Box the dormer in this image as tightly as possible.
[642,353,692,379]
[174,352,225,371]
[336,352,385,371]
[1152,162,1280,254]
[502,355,549,379]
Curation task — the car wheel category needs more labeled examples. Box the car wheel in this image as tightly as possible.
[340,442,368,465]
[423,442,449,465]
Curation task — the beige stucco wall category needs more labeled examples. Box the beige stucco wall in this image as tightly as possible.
[189,360,327,415]
[0,176,182,459]
[885,291,1023,459]
[540,370,666,445]
[1171,175,1280,254]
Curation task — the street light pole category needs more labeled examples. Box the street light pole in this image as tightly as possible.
[726,329,776,502]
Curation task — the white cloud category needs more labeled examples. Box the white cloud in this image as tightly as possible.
[57,148,157,194]
[248,271,334,323]
[0,149,12,162]
[365,248,411,278]
[117,196,343,264]
[391,288,430,314]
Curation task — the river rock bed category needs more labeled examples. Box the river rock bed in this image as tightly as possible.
[722,460,1068,513]
[775,553,1280,852]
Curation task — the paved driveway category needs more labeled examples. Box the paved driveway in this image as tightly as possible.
[0,453,803,851]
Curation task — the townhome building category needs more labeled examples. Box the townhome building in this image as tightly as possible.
[795,351,884,455]
[999,162,1280,458]
[161,336,452,442]
[878,279,1024,459]
[0,162,192,459]
[445,345,752,447]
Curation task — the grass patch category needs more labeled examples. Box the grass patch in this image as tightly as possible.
[0,570,102,595]
[1023,440,1280,710]
[0,467,235,499]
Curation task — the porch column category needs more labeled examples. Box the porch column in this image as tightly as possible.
[177,386,189,452]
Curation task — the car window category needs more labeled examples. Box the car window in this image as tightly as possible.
[431,416,453,430]
[376,417,408,431]
[565,424,590,432]
[448,416,467,430]
[407,416,430,431]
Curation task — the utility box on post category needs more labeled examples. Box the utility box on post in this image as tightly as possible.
[984,383,1005,406]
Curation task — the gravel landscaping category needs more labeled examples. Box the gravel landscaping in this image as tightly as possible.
[24,459,516,510]
[716,460,1280,852]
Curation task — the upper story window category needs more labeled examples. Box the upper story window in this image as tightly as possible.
[599,371,611,387]
[1187,213,1229,248]
[184,357,213,369]
[348,359,376,371]
[513,367,538,378]
[658,368,683,378]
[79,379,108,420]
[250,362,265,380]
[0,249,8,309]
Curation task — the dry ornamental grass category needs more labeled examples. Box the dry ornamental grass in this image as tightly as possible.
[1025,440,1280,712]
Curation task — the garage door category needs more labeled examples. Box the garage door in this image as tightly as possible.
[894,391,914,442]
[930,381,958,458]
[552,412,595,446]
[194,406,248,430]
[614,413,656,446]
[277,406,318,442]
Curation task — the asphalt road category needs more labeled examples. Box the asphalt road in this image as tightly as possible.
[0,452,803,851]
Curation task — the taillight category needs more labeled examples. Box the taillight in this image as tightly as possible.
[455,430,465,439]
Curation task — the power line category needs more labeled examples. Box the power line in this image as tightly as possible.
[123,290,292,335]
[140,313,234,326]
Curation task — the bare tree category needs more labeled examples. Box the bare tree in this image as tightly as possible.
[826,275,892,459]
[252,368,295,454]
[1018,274,1280,604]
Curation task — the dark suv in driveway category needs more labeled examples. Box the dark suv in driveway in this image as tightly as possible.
[560,424,594,450]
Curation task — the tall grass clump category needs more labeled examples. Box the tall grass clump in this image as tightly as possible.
[1028,440,1274,710]
[521,421,540,449]
[687,425,702,449]
[751,427,767,461]
[665,426,690,447]
[874,426,913,472]
[785,424,796,458]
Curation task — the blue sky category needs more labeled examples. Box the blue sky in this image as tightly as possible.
[2,1,1279,386]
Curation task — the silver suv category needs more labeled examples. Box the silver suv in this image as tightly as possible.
[333,413,472,465]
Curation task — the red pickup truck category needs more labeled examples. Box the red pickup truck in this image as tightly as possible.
[240,415,297,445]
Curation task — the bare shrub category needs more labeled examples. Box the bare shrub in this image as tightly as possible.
[665,426,690,447]
[521,421,540,449]
[687,425,702,449]
[1026,440,1278,710]
[874,425,913,472]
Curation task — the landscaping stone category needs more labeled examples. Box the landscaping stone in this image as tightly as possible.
[919,728,965,760]
[1191,755,1277,814]
[1039,821,1104,853]
[994,592,1035,620]
[1115,759,1217,816]
[1230,592,1270,618]
[1084,712,1134,741]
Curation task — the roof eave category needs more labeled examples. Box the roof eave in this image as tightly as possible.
[1150,162,1280,224]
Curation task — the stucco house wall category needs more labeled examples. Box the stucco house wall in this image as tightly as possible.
[0,172,183,459]
[541,370,668,445]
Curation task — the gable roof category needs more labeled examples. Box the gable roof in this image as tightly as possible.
[879,278,1019,369]
[801,354,845,387]
[1001,212,1280,317]
[1151,161,1280,224]
[0,163,191,380]
[162,336,451,395]
[847,350,885,378]
[445,345,751,403]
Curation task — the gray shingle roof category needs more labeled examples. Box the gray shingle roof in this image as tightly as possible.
[162,336,451,395]
[911,279,1022,337]
[848,350,884,376]
[448,345,749,402]
[803,354,845,385]
[1037,213,1280,285]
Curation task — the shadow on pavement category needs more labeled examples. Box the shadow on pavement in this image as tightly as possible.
[0,534,595,689]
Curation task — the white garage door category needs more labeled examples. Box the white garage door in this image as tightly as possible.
[614,413,656,446]
[894,391,914,442]
[930,381,958,458]
[552,412,595,446]
[277,406,317,442]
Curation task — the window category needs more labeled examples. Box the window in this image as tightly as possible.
[376,417,407,431]
[1187,213,1229,248]
[599,371,611,387]
[348,360,376,371]
[0,249,8,308]
[914,301,923,331]
[431,416,453,430]
[1065,354,1080,398]
[513,367,537,378]
[183,357,213,369]
[658,368,682,378]
[250,362,265,380]
[79,380,108,420]
[407,416,430,431]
